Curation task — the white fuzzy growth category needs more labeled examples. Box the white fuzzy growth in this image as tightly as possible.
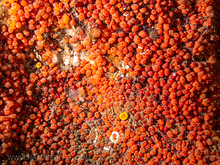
[72,55,80,66]
[64,58,70,65]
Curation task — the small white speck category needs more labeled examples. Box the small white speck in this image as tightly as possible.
[79,97,85,102]
[121,62,129,69]
[173,72,177,76]
[104,147,110,150]
[138,46,143,49]
[90,60,95,64]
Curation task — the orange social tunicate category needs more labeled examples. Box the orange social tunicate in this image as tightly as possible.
[79,13,86,21]
[92,29,101,38]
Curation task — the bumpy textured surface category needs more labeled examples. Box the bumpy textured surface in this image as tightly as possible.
[0,0,220,165]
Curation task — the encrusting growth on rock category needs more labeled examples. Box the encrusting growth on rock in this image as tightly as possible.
[0,0,220,165]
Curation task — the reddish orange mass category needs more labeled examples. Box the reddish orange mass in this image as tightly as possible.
[0,0,220,165]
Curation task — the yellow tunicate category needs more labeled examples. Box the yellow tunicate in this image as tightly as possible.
[36,62,42,69]
[119,112,128,121]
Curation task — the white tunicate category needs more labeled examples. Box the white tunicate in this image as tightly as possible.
[110,131,120,144]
